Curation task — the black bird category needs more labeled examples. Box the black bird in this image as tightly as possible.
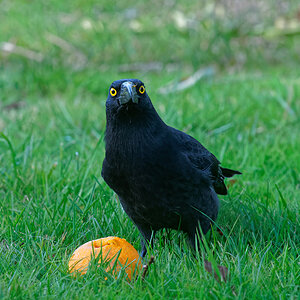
[102,79,241,257]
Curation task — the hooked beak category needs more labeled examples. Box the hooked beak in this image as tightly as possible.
[119,81,138,105]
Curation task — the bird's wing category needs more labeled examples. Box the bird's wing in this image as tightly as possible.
[170,127,229,195]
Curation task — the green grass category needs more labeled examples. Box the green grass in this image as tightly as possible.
[0,0,299,299]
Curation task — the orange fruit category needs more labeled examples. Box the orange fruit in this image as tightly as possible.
[68,237,142,280]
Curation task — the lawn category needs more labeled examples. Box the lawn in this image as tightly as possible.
[0,0,299,299]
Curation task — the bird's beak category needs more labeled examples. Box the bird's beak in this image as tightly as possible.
[119,81,138,105]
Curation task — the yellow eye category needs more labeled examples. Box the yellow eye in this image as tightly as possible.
[110,87,117,97]
[139,85,145,94]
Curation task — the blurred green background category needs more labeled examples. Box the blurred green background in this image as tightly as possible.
[0,0,299,299]
[1,0,300,100]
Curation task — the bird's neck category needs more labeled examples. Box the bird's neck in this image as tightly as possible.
[106,105,165,135]
[104,108,166,163]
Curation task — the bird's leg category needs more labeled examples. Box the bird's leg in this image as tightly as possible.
[140,241,148,258]
[141,231,156,258]
[137,225,155,258]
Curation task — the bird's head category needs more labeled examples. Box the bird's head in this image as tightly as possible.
[106,79,153,118]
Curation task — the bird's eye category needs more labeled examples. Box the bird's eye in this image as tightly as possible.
[110,88,117,97]
[139,85,145,94]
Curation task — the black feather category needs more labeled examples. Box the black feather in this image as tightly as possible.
[221,167,242,178]
[102,79,241,256]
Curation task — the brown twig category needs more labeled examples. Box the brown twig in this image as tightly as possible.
[119,62,163,73]
[158,66,215,94]
[141,256,155,280]
[45,33,87,69]
[2,101,26,111]
[0,42,43,62]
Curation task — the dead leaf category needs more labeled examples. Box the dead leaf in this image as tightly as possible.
[204,259,228,282]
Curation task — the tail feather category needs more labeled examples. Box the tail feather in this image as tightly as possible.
[221,167,242,178]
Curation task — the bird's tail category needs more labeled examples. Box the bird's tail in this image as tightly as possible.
[220,167,242,178]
